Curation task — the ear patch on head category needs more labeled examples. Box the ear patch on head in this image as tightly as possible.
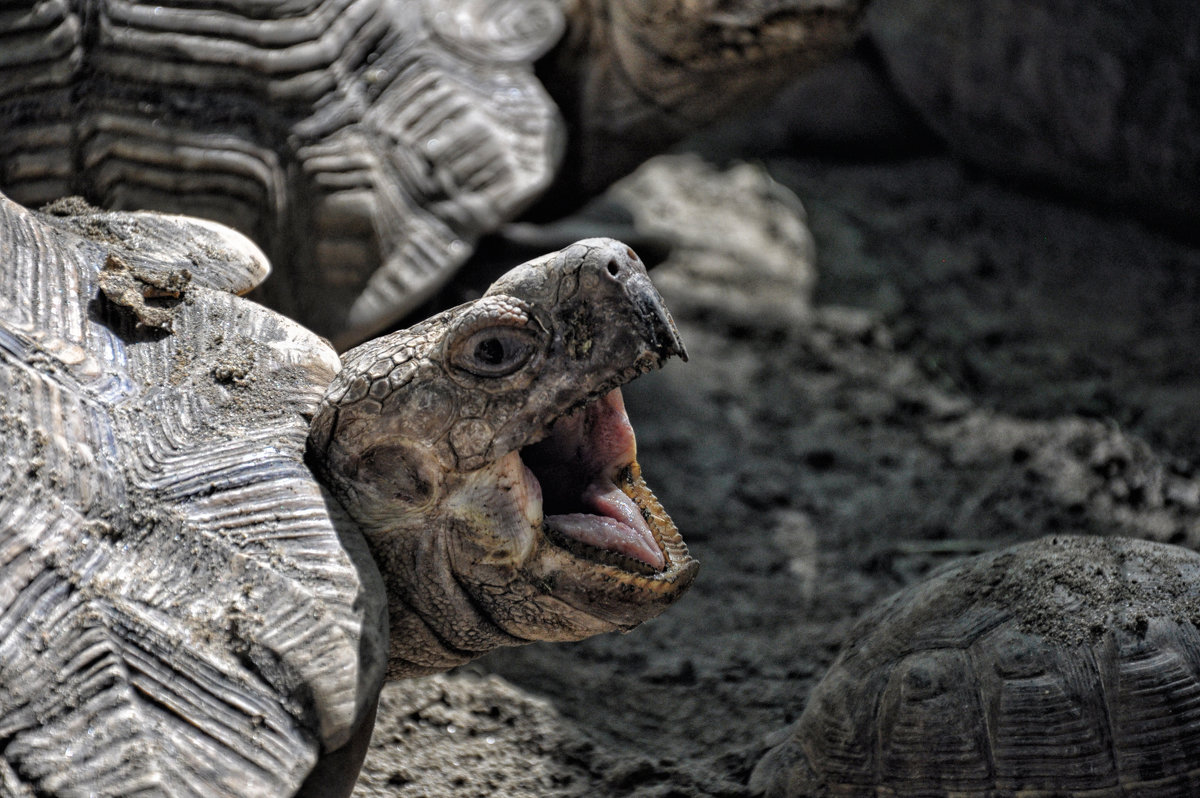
[353,444,433,505]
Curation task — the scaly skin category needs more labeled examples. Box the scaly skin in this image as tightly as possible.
[308,238,698,678]
[541,0,866,200]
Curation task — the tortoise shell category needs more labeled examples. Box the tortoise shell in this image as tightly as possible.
[862,0,1200,229]
[0,192,386,796]
[0,0,564,343]
[753,535,1200,797]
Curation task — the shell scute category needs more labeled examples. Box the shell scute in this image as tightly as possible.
[1110,624,1200,784]
[977,627,1116,789]
[877,649,991,790]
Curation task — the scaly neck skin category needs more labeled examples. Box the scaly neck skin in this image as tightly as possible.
[308,239,697,680]
[541,0,863,197]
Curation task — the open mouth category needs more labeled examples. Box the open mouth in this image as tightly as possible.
[519,388,680,575]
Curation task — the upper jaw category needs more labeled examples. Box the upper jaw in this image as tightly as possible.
[622,268,688,365]
[484,238,687,460]
[482,239,687,364]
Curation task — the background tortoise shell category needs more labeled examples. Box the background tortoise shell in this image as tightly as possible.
[0,0,564,344]
[753,534,1200,797]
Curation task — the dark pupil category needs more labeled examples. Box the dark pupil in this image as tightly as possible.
[475,337,506,365]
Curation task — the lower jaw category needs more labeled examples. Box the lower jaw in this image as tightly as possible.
[540,460,695,584]
[541,522,662,576]
[520,535,698,632]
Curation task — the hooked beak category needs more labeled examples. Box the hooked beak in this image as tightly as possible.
[628,270,688,364]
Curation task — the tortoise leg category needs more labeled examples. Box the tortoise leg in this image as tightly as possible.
[295,697,379,798]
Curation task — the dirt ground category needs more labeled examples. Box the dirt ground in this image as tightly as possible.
[352,144,1200,796]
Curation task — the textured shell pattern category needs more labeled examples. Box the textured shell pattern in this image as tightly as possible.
[0,0,565,342]
[0,193,386,797]
[755,535,1200,797]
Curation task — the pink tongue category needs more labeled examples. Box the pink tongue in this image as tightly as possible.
[548,482,665,569]
[540,389,665,570]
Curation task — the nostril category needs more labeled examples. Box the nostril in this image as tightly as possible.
[625,247,639,261]
[606,258,621,277]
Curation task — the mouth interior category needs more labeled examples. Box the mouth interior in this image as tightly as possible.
[520,388,667,571]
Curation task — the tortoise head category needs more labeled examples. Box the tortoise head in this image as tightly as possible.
[546,0,863,194]
[309,238,697,677]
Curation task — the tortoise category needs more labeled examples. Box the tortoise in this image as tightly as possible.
[0,188,698,797]
[751,534,1200,797]
[0,0,863,347]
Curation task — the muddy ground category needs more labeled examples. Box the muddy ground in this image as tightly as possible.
[352,144,1200,796]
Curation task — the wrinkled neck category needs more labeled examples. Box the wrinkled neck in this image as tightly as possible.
[358,513,531,680]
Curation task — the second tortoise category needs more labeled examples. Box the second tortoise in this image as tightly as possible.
[752,534,1200,797]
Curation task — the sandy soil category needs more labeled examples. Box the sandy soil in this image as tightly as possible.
[353,148,1200,797]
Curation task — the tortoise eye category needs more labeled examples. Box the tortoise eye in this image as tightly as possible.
[475,337,506,365]
[455,327,539,377]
